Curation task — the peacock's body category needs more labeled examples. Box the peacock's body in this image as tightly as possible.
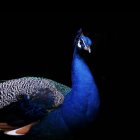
[0,29,100,140]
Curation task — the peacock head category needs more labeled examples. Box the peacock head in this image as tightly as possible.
[75,29,92,53]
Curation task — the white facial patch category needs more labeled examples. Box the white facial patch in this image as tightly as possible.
[77,40,82,48]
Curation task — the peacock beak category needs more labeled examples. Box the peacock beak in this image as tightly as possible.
[84,46,91,53]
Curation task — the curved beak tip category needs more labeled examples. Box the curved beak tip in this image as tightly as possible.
[85,46,91,53]
[88,47,91,53]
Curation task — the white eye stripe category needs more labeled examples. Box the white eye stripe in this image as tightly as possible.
[81,38,87,48]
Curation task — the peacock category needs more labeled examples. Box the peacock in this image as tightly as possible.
[0,29,100,139]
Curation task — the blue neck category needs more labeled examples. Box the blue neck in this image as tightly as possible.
[62,47,100,129]
[72,48,96,98]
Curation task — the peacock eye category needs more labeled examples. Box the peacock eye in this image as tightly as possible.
[80,40,83,45]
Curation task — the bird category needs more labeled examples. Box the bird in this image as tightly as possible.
[0,29,100,139]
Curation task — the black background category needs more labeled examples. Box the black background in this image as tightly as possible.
[0,12,138,139]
